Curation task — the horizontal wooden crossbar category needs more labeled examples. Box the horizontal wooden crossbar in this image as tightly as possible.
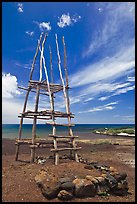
[19,110,74,118]
[18,86,49,96]
[46,122,75,126]
[28,80,64,94]
[49,134,79,138]
[50,147,82,152]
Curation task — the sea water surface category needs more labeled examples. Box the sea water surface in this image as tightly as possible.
[2,124,135,140]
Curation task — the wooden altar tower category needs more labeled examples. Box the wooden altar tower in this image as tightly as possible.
[15,33,81,164]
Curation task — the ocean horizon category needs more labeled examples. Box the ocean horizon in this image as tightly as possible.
[2,124,135,139]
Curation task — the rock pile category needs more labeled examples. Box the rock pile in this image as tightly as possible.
[34,156,129,200]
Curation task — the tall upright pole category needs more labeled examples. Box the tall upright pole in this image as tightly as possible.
[40,35,59,164]
[29,33,43,80]
[30,85,40,162]
[62,36,79,162]
[15,87,31,161]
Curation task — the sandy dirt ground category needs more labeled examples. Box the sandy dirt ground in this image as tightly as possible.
[2,138,135,202]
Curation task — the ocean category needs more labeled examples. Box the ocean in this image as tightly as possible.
[2,124,135,139]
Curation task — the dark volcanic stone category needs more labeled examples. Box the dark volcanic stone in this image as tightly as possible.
[58,177,72,184]
[105,174,118,189]
[84,164,94,170]
[60,182,75,193]
[73,178,96,198]
[41,184,60,199]
[114,172,127,182]
[58,190,73,200]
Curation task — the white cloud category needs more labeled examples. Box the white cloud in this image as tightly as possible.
[2,73,21,99]
[98,8,103,13]
[15,62,31,70]
[84,97,93,102]
[33,21,51,31]
[84,2,135,57]
[79,101,118,113]
[39,22,51,31]
[25,31,34,36]
[70,5,135,103]
[17,3,23,13]
[57,13,81,28]
[70,44,135,88]
[112,85,135,96]
[127,76,135,82]
[98,85,135,101]
[98,96,109,101]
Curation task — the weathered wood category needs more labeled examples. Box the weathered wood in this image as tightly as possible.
[29,80,63,87]
[18,116,52,120]
[51,147,82,152]
[49,45,54,83]
[15,87,31,161]
[39,34,48,81]
[55,34,69,112]
[16,138,53,145]
[31,84,40,162]
[19,110,74,118]
[62,36,77,158]
[18,86,49,96]
[62,36,69,87]
[56,34,74,161]
[49,134,79,138]
[15,33,81,164]
[46,122,75,126]
[28,81,63,93]
[29,32,43,80]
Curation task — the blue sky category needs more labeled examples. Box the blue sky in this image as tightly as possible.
[2,2,135,124]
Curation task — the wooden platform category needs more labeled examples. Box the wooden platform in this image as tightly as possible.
[19,110,74,119]
[29,80,64,94]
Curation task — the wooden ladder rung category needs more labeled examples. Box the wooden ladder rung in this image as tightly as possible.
[50,147,82,152]
[49,134,79,138]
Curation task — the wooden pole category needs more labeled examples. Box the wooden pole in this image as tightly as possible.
[62,36,79,162]
[56,34,76,160]
[15,87,31,161]
[49,46,54,84]
[49,45,59,164]
[55,34,68,112]
[40,38,59,164]
[62,36,69,87]
[29,33,43,80]
[39,34,48,81]
[30,85,40,162]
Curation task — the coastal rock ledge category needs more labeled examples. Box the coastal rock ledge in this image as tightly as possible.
[34,159,129,201]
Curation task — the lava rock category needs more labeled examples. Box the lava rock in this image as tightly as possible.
[97,185,110,195]
[95,177,106,185]
[41,184,60,199]
[117,179,128,190]
[105,174,118,189]
[35,170,60,199]
[114,172,127,182]
[58,190,73,200]
[84,164,94,170]
[58,177,72,184]
[109,166,117,172]
[60,182,75,193]
[73,178,96,197]
[85,175,98,185]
